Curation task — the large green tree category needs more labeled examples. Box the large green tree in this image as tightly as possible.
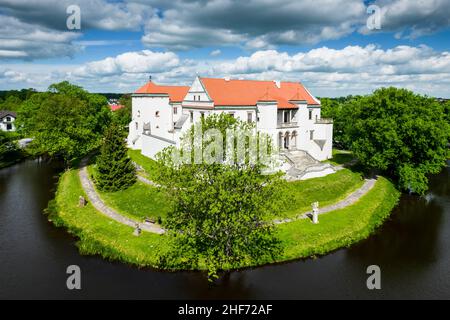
[95,124,136,192]
[15,82,111,164]
[344,87,449,194]
[155,114,286,279]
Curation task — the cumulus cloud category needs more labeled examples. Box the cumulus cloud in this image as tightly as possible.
[2,44,448,97]
[362,0,450,38]
[0,14,81,60]
[141,0,366,49]
[71,50,180,77]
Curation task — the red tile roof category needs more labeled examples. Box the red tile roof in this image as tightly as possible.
[110,104,125,111]
[135,81,190,103]
[200,78,319,108]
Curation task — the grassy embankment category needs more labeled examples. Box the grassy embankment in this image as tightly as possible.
[49,150,400,270]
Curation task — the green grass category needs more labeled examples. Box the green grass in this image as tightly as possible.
[274,176,400,263]
[50,166,400,271]
[325,149,355,166]
[87,164,170,222]
[278,168,365,219]
[49,168,169,268]
[128,149,162,180]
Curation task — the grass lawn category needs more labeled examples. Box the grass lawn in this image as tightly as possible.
[325,149,355,166]
[49,168,168,268]
[87,164,170,222]
[51,166,400,271]
[278,168,365,219]
[128,148,365,220]
[275,176,400,263]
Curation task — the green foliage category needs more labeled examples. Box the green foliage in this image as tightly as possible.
[155,115,286,279]
[15,81,111,164]
[95,124,136,192]
[112,94,132,129]
[0,131,25,168]
[344,87,449,194]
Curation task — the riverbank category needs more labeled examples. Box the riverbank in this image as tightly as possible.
[48,164,400,271]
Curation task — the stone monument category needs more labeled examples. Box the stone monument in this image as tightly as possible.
[312,201,319,224]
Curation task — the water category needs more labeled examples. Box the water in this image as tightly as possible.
[0,159,449,299]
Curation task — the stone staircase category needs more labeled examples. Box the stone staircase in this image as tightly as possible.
[283,150,335,180]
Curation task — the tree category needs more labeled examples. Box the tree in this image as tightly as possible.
[95,124,136,192]
[112,94,132,129]
[344,87,449,194]
[15,82,111,164]
[0,131,21,166]
[155,114,286,279]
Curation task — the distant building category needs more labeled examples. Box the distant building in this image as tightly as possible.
[110,104,126,112]
[0,111,16,132]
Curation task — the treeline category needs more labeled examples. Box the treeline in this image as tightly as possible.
[1,82,131,166]
[320,88,450,194]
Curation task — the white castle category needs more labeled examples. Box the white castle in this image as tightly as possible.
[128,76,335,180]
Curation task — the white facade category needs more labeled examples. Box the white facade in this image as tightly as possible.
[128,77,333,162]
[0,112,16,132]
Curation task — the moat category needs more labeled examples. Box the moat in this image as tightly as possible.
[0,159,449,299]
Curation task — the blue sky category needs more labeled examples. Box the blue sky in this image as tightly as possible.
[0,0,449,97]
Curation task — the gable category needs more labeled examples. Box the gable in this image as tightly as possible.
[185,76,211,102]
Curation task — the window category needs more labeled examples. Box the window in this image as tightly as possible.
[198,95,201,101]
[247,112,253,123]
[155,111,160,117]
[200,112,205,120]
[193,95,196,101]
[174,107,177,115]
[309,110,313,120]
[229,112,235,118]
[190,111,194,123]
[283,111,290,123]
[6,123,12,130]
[6,117,11,122]
[137,111,140,118]
[310,130,314,140]
[135,122,138,130]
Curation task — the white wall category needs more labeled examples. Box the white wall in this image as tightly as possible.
[141,134,176,159]
[128,95,175,150]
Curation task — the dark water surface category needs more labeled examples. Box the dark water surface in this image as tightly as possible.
[0,159,449,299]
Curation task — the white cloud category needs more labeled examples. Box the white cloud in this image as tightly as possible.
[210,50,222,57]
[1,44,450,97]
[71,50,180,77]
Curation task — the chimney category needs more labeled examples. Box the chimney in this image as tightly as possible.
[274,80,281,88]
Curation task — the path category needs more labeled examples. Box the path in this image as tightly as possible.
[78,158,165,234]
[273,177,377,224]
[135,168,378,225]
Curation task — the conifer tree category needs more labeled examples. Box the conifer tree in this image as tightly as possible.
[95,124,136,191]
